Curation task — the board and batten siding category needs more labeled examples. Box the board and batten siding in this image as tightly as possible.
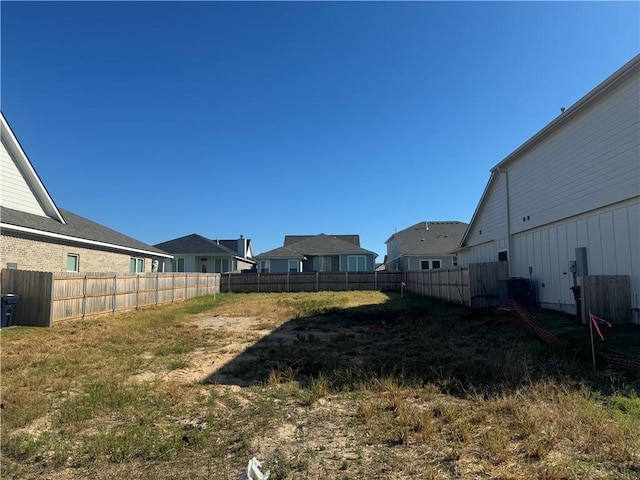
[460,57,640,319]
[507,72,639,236]
[509,198,639,314]
[0,138,47,216]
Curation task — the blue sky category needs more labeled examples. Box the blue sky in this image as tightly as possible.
[2,1,638,259]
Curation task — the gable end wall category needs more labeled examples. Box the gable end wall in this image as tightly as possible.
[507,73,639,233]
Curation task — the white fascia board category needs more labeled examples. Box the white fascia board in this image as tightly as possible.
[457,171,497,248]
[1,223,174,259]
[234,256,257,265]
[0,113,66,224]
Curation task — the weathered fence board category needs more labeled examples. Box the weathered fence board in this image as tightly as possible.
[403,262,506,308]
[2,263,506,327]
[1,269,54,327]
[221,272,406,294]
[1,270,221,326]
[581,275,631,324]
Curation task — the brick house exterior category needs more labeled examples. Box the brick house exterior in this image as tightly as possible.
[0,113,172,273]
[0,232,158,273]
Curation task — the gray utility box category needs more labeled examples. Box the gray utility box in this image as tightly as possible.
[1,294,19,328]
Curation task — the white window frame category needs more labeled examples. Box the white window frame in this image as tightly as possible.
[130,257,145,273]
[66,253,79,272]
[173,257,185,272]
[347,255,367,272]
[288,260,299,273]
[498,250,509,262]
[260,260,270,273]
[214,258,230,273]
[420,259,442,270]
[452,255,458,267]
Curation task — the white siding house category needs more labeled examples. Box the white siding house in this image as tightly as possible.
[0,112,173,273]
[458,55,640,320]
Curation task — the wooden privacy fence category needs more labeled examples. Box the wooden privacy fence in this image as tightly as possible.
[221,264,505,308]
[403,262,508,308]
[221,271,405,293]
[1,269,221,327]
[580,275,631,324]
[1,263,507,327]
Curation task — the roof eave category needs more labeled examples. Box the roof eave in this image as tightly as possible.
[0,113,67,225]
[492,54,640,173]
[1,223,174,258]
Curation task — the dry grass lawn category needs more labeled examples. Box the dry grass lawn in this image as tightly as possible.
[1,291,639,479]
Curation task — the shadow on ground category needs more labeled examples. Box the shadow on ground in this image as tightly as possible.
[203,295,639,394]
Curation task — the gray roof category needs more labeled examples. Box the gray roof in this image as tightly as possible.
[255,246,306,260]
[284,234,360,247]
[1,206,171,257]
[260,233,375,258]
[154,234,237,256]
[387,221,468,256]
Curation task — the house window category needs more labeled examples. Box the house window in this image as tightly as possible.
[214,258,230,273]
[260,260,270,273]
[498,250,508,262]
[172,257,185,272]
[66,254,79,272]
[421,260,442,270]
[347,255,367,272]
[313,256,331,272]
[452,256,458,267]
[288,260,299,273]
[130,257,144,273]
[201,264,207,273]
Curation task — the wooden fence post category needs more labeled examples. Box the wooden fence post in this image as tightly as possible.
[82,274,88,318]
[112,274,117,313]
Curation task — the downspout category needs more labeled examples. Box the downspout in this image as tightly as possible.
[496,166,512,277]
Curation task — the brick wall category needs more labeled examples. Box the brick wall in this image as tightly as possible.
[1,232,155,273]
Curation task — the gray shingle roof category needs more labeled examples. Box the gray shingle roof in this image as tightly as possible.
[388,221,468,256]
[1,206,171,257]
[154,234,237,256]
[255,246,306,260]
[284,234,360,247]
[261,233,375,257]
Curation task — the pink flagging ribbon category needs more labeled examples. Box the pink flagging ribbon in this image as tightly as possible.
[589,311,612,341]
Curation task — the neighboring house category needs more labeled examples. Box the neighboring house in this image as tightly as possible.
[154,233,256,273]
[385,221,468,271]
[457,54,640,316]
[256,233,377,273]
[0,113,172,273]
